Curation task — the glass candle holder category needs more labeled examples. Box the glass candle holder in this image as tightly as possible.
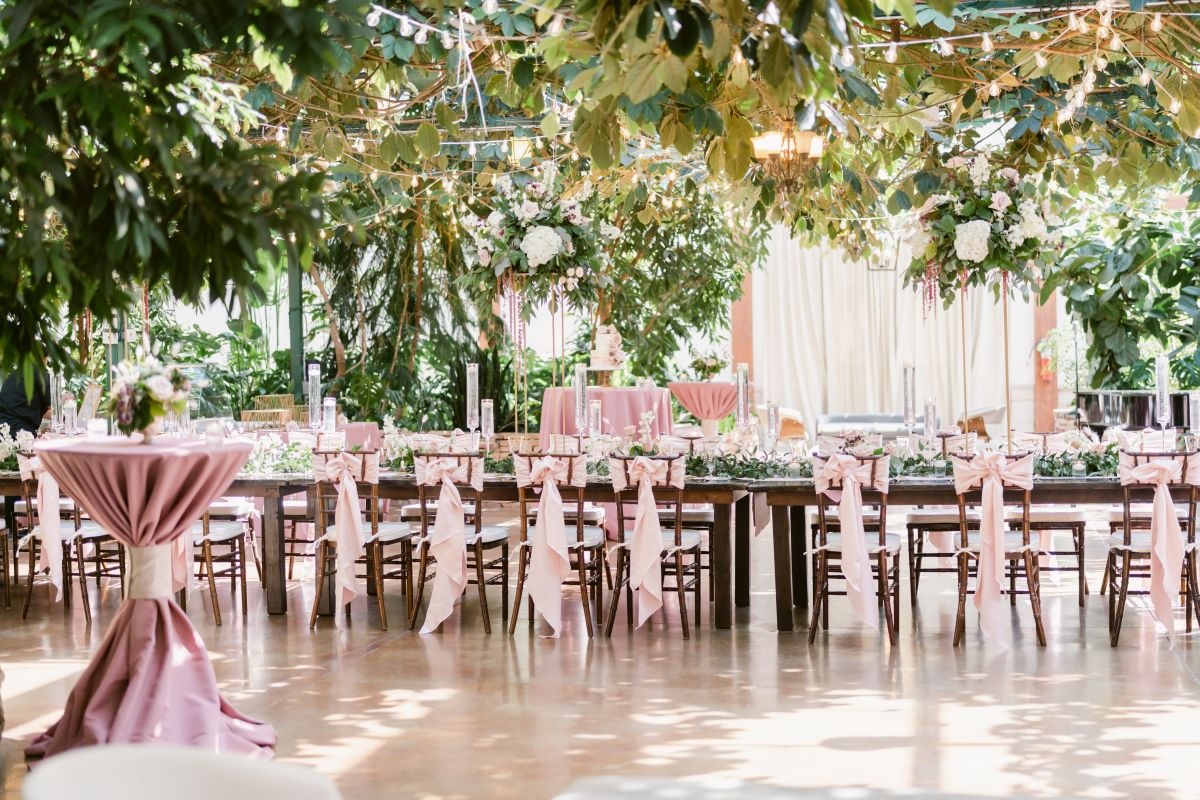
[307,364,322,431]
[322,397,336,434]
[86,418,108,439]
[466,362,479,433]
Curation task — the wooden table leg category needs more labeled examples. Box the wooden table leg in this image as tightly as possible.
[735,495,751,608]
[772,506,794,631]
[713,502,732,629]
[263,489,287,615]
[790,505,808,609]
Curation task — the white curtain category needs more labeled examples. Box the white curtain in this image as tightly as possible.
[753,226,1029,437]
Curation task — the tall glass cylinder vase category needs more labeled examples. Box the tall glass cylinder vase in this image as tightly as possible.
[766,400,780,453]
[1155,354,1171,430]
[322,397,336,436]
[574,363,588,438]
[307,364,322,432]
[923,397,937,438]
[903,361,917,455]
[466,363,479,432]
[735,363,750,428]
[481,399,494,456]
[589,399,602,438]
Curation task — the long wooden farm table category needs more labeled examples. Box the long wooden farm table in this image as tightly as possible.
[749,476,1129,632]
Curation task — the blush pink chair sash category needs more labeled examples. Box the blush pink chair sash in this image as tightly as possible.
[312,451,381,607]
[416,456,483,633]
[953,451,1035,648]
[24,438,271,761]
[610,456,685,628]
[515,455,585,637]
[813,454,890,630]
[18,454,63,602]
[1117,452,1198,640]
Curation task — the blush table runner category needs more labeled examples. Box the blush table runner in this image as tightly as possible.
[25,437,273,761]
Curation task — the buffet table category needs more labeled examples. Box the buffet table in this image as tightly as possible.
[751,476,1127,632]
[538,387,672,450]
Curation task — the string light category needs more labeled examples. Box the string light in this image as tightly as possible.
[981,32,994,52]
[1067,13,1078,31]
[441,31,454,48]
[1094,55,1107,71]
[839,46,855,67]
[1151,12,1164,31]
[1107,29,1121,49]
[1169,96,1182,114]
[399,15,414,36]
[1140,68,1152,86]
[988,80,1001,97]
[937,38,952,56]
[414,27,427,44]
[885,42,898,63]
[482,0,499,14]
[1035,51,1047,68]
[547,13,565,35]
[366,8,382,27]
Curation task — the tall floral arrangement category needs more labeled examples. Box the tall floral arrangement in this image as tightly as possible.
[105,357,190,441]
[461,161,617,313]
[902,153,1063,308]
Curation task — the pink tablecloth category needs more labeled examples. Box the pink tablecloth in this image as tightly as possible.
[539,387,672,451]
[668,381,737,421]
[25,437,273,761]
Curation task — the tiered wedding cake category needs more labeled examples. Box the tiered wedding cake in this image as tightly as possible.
[590,324,625,369]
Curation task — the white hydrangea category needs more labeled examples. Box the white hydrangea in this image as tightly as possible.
[968,154,990,188]
[599,222,620,241]
[514,199,540,222]
[494,175,513,194]
[575,179,594,202]
[953,219,991,263]
[520,225,562,268]
[486,211,504,230]
[906,221,932,257]
[989,190,1012,213]
[145,375,175,402]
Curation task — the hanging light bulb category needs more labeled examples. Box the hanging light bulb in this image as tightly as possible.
[981,32,993,53]
[1097,26,1110,41]
[399,15,414,36]
[839,46,855,67]
[872,125,883,140]
[1139,68,1152,86]
[441,31,454,48]
[414,27,427,44]
[988,80,1001,97]
[483,0,499,14]
[1067,13,1078,31]
[468,141,477,156]
[366,8,382,27]
[885,42,898,63]
[1094,55,1108,71]
[1108,30,1121,50]
[1151,12,1163,32]
[937,38,952,56]
[1035,51,1047,69]
[354,137,366,153]
[547,13,565,35]
[1169,96,1182,114]
[1030,29,1042,41]
[1078,17,1089,34]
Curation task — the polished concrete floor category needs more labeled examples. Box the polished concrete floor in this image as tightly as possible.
[2,519,1199,799]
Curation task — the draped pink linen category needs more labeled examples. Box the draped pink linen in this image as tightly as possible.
[952,451,1035,648]
[610,456,686,628]
[515,455,580,636]
[539,387,672,451]
[813,454,890,630]
[18,454,63,602]
[1117,452,1198,640]
[667,382,736,422]
[416,456,484,633]
[25,437,271,761]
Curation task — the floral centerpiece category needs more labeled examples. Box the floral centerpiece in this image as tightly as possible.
[0,424,21,470]
[381,418,413,471]
[240,434,314,476]
[689,349,726,381]
[902,153,1063,307]
[461,161,617,312]
[105,357,190,442]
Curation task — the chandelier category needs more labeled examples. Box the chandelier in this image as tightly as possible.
[751,125,824,194]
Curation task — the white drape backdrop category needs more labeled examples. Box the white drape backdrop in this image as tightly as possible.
[752,226,1035,437]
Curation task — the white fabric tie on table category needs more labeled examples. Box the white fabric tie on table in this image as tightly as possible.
[953,451,1034,648]
[418,457,478,634]
[126,543,175,600]
[814,454,890,630]
[18,455,63,602]
[626,457,669,628]
[1118,456,1187,640]
[526,457,572,637]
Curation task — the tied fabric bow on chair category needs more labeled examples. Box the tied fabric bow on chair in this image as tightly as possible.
[19,455,63,602]
[953,450,1034,647]
[814,454,886,630]
[526,456,572,637]
[1119,457,1186,639]
[626,457,670,628]
[419,457,471,634]
[321,451,369,607]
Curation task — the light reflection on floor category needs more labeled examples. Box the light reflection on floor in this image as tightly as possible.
[1,520,1198,799]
